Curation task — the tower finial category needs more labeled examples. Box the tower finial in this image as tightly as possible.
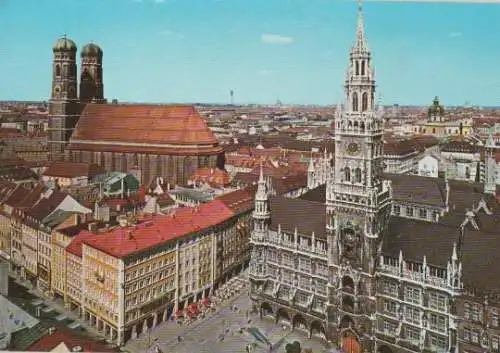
[355,0,367,51]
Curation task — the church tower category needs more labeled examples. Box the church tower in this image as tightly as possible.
[48,36,81,161]
[79,43,105,103]
[326,1,392,351]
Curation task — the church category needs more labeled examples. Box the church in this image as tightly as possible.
[47,38,224,186]
[249,3,500,353]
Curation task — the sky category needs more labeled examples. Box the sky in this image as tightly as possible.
[0,0,499,106]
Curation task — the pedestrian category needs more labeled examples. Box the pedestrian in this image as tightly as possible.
[177,335,182,343]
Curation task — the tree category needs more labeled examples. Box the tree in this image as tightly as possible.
[285,341,301,353]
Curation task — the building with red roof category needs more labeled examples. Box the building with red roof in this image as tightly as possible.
[58,191,254,346]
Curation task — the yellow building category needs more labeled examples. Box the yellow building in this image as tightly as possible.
[413,97,473,137]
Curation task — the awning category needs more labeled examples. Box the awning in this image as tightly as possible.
[202,297,211,306]
[188,303,199,314]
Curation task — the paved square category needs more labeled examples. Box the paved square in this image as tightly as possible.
[124,291,331,353]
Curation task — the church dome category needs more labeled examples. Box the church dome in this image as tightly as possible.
[428,96,445,117]
[81,43,103,58]
[53,36,77,52]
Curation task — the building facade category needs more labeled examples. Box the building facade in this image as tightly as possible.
[248,3,500,353]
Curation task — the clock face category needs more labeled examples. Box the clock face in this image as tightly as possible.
[53,85,61,97]
[347,142,360,155]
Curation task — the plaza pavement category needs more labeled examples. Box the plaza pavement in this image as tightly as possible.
[124,291,331,353]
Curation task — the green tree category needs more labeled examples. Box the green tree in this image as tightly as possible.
[285,341,301,353]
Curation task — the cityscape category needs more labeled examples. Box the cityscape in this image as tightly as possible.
[0,1,500,353]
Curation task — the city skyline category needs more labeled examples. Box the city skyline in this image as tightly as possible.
[0,0,499,106]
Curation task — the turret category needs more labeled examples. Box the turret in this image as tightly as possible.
[484,128,497,195]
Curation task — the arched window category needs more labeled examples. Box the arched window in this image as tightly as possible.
[355,168,362,183]
[352,93,359,112]
[362,92,368,112]
[55,65,61,77]
[68,64,74,76]
[361,60,365,75]
[360,122,365,131]
[345,167,351,182]
[355,61,359,76]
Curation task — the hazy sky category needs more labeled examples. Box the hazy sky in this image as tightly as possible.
[0,0,499,106]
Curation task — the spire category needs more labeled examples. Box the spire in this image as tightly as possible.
[486,127,495,148]
[258,160,265,184]
[354,0,368,52]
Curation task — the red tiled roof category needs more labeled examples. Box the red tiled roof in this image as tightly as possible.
[71,104,219,145]
[26,328,117,352]
[189,167,231,187]
[42,161,103,179]
[216,187,255,214]
[0,127,23,138]
[80,199,235,258]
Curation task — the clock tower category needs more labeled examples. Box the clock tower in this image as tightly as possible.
[325,1,392,351]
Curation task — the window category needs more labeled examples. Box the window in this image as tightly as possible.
[352,93,359,112]
[406,207,414,217]
[419,208,427,219]
[394,205,401,216]
[430,334,447,351]
[345,167,351,182]
[405,287,420,304]
[384,300,397,315]
[55,65,61,76]
[429,293,446,312]
[405,306,420,324]
[472,304,482,322]
[405,326,420,343]
[471,330,479,344]
[383,320,397,334]
[492,309,499,327]
[355,168,362,183]
[295,292,309,304]
[463,328,471,341]
[429,313,446,332]
[492,336,499,351]
[361,92,368,112]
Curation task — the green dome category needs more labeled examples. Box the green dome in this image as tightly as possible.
[81,43,103,57]
[428,96,445,117]
[53,36,77,52]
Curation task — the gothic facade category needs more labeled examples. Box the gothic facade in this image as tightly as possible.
[249,3,500,353]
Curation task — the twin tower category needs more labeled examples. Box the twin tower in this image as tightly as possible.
[48,36,106,159]
[50,36,105,103]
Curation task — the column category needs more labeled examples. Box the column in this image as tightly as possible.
[152,313,157,328]
[131,325,137,340]
[142,319,148,334]
[162,309,168,322]
[109,327,114,340]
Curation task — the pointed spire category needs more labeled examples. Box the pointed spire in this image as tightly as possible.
[258,160,265,184]
[486,127,495,148]
[354,0,368,51]
[452,242,458,261]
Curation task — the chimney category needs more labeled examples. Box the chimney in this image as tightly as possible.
[48,327,56,335]
[211,168,214,175]
[127,231,133,240]
[73,213,80,226]
[88,222,98,233]
[118,216,128,227]
[72,346,83,352]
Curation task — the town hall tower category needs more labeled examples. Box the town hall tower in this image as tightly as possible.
[326,1,393,351]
